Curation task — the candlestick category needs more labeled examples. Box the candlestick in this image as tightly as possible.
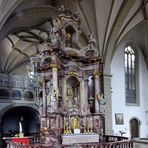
[19,122,22,133]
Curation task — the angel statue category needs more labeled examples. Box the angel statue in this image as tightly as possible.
[97,93,106,113]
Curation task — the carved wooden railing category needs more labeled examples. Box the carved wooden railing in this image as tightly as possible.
[4,135,134,148]
[103,135,128,142]
[27,140,134,148]
[5,141,26,148]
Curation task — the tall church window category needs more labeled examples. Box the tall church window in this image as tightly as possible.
[124,46,136,104]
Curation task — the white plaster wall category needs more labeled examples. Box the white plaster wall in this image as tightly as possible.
[111,43,148,138]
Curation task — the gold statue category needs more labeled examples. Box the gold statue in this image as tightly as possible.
[72,117,80,129]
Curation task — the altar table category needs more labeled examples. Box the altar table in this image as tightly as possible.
[62,134,99,145]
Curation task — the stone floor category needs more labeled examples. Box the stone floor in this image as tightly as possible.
[134,143,148,148]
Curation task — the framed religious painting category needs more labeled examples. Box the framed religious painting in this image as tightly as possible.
[115,113,124,125]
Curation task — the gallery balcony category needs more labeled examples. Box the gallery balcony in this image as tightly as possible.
[0,74,37,102]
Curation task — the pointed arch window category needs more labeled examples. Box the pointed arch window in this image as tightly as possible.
[124,46,136,104]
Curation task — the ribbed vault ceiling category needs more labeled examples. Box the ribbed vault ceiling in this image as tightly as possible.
[0,0,148,75]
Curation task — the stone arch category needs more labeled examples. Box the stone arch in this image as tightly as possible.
[24,91,34,99]
[0,104,39,136]
[0,103,39,121]
[12,90,22,98]
[0,89,10,97]
[123,41,141,61]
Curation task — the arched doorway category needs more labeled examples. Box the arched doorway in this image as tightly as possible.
[130,118,139,138]
[1,106,39,137]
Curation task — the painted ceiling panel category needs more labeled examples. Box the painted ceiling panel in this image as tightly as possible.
[0,0,148,74]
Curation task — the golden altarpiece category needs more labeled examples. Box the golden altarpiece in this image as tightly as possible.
[30,7,106,146]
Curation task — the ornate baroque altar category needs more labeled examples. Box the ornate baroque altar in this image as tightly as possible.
[30,6,105,146]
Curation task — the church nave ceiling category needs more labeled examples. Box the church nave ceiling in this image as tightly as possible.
[0,0,148,74]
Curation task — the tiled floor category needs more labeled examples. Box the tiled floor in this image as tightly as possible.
[134,143,148,148]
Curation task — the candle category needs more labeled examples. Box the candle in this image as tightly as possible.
[19,122,22,133]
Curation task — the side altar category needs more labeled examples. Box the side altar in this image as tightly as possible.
[28,6,106,146]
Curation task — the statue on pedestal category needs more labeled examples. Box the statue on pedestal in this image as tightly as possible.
[66,88,80,111]
[71,116,81,133]
[89,96,95,113]
[97,93,106,113]
[66,88,74,108]
[48,89,58,112]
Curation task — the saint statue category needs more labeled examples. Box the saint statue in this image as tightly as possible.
[67,88,74,97]
[48,89,58,112]
[97,93,106,113]
[66,88,74,108]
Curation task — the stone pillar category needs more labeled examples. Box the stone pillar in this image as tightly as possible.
[104,74,113,135]
[51,64,58,90]
[94,72,100,113]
